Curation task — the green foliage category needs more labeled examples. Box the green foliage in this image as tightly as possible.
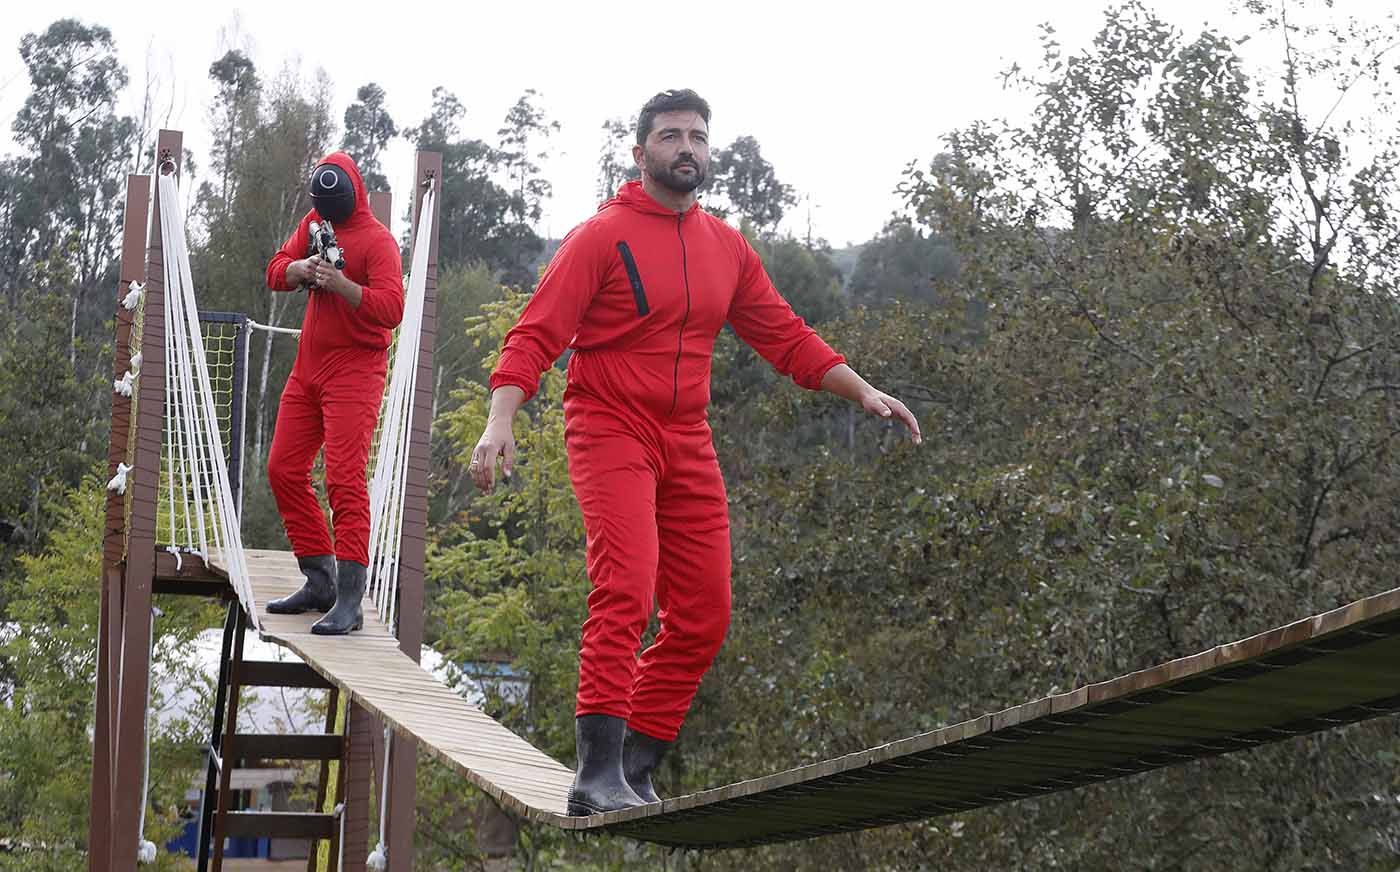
[0,475,216,869]
[0,267,107,572]
[693,3,1400,867]
[201,49,260,226]
[429,263,516,524]
[752,232,847,326]
[847,217,959,305]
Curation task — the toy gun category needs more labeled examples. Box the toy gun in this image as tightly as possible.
[298,219,346,292]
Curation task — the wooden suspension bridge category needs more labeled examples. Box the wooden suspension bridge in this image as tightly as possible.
[89,130,1400,870]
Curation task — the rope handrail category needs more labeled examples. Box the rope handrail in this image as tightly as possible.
[362,178,436,868]
[154,172,258,626]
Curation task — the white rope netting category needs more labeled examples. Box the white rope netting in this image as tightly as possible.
[156,171,259,627]
[367,181,436,636]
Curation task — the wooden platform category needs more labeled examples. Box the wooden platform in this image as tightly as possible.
[212,550,1400,849]
[233,549,579,822]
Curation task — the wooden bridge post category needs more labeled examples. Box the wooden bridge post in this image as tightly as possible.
[381,149,443,870]
[90,169,152,872]
[108,128,181,871]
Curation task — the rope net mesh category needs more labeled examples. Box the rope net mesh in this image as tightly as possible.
[148,171,257,624]
[157,318,239,548]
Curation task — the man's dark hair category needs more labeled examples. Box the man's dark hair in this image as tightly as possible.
[636,89,711,145]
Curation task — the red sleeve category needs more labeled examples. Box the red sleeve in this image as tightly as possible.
[266,214,314,291]
[355,230,405,330]
[488,224,605,402]
[727,239,845,390]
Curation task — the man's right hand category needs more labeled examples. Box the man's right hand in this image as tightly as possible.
[286,256,319,288]
[470,417,517,494]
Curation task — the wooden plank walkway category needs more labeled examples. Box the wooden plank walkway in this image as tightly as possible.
[211,549,1400,849]
[227,550,580,825]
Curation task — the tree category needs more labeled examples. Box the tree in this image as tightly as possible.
[341,82,397,191]
[0,264,105,599]
[404,87,532,284]
[595,115,639,203]
[200,49,260,227]
[4,19,134,372]
[707,134,797,232]
[847,218,958,305]
[496,89,560,227]
[0,476,214,870]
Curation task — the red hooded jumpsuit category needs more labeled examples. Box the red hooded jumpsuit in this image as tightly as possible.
[265,153,405,567]
[490,181,845,741]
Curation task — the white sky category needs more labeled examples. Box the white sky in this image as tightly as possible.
[0,1,1387,247]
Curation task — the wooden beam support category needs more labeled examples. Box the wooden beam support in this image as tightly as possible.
[90,168,150,872]
[111,130,182,872]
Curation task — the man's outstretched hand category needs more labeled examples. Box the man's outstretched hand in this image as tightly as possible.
[820,364,923,445]
[859,389,922,445]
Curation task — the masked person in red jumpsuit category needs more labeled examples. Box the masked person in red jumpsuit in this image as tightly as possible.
[262,153,405,635]
[470,90,922,815]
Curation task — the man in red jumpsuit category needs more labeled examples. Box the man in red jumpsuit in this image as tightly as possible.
[470,90,921,815]
[263,152,405,635]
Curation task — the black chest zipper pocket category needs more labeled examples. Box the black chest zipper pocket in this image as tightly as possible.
[616,241,650,316]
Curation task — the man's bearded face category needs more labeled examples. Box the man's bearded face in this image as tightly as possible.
[639,111,710,194]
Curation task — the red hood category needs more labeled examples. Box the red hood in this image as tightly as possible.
[315,151,374,228]
[604,180,702,219]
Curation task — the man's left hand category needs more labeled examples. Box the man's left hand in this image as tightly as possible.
[861,389,922,445]
[312,258,354,296]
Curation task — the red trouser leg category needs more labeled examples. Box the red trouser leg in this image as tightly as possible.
[267,373,334,557]
[320,358,385,566]
[567,401,661,722]
[628,423,731,742]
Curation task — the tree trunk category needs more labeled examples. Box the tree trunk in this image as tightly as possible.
[70,294,79,369]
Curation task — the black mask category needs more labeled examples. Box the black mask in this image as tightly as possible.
[309,163,356,224]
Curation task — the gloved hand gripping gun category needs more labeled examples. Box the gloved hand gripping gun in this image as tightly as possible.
[298,220,346,292]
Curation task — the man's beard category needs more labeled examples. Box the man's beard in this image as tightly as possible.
[647,153,706,194]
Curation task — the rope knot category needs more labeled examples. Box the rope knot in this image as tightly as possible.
[122,281,145,310]
[107,463,133,494]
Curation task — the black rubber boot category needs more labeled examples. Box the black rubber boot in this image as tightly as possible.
[266,555,337,614]
[310,559,366,635]
[622,727,671,804]
[566,715,646,816]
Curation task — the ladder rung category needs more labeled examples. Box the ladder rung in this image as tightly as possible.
[238,660,333,689]
[229,733,343,761]
[224,811,336,839]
